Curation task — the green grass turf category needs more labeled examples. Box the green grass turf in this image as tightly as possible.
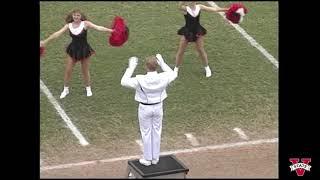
[40,1,278,161]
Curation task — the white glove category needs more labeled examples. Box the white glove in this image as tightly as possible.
[156,53,164,65]
[128,56,138,69]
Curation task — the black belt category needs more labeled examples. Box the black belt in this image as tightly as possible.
[139,102,161,105]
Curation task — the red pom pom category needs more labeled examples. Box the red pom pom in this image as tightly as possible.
[109,16,129,47]
[226,3,248,24]
[40,46,45,58]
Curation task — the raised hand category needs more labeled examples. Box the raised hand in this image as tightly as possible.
[156,54,164,65]
[128,56,138,69]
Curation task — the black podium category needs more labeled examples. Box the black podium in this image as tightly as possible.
[126,155,189,178]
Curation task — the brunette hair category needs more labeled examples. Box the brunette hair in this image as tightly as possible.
[65,9,87,23]
[183,1,197,6]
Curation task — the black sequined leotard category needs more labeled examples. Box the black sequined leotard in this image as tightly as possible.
[177,5,207,42]
[66,21,95,61]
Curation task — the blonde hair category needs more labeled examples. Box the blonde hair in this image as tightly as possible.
[145,56,158,72]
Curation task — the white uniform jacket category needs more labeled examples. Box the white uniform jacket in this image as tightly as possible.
[121,61,177,104]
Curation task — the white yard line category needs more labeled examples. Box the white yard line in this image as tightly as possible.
[207,1,278,69]
[233,127,249,140]
[135,139,143,152]
[40,80,89,146]
[41,138,278,171]
[184,133,200,146]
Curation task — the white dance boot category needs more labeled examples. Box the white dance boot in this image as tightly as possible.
[86,86,92,97]
[60,87,69,99]
[205,66,212,77]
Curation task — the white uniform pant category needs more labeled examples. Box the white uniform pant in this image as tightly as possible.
[138,102,163,161]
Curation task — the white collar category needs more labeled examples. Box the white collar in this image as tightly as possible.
[146,71,158,75]
[68,21,85,35]
[186,5,200,17]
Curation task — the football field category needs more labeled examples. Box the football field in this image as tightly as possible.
[40,1,278,178]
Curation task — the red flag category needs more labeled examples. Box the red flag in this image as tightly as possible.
[40,46,45,58]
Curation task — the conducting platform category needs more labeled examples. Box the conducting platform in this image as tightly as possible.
[126,154,189,178]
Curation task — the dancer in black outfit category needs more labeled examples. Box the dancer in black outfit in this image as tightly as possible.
[175,2,228,77]
[40,9,113,98]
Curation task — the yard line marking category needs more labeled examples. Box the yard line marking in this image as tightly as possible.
[184,133,200,146]
[233,127,249,140]
[41,137,278,171]
[40,80,89,146]
[41,155,140,171]
[135,139,143,151]
[40,152,45,167]
[207,1,278,69]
